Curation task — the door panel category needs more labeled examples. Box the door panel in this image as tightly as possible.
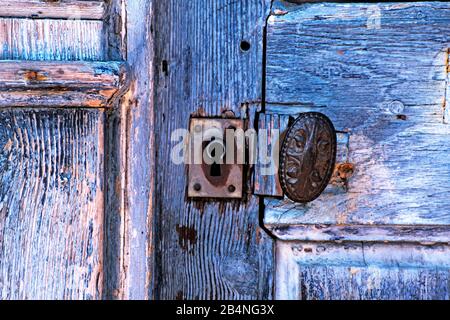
[0,2,107,299]
[276,241,450,300]
[0,18,104,61]
[0,109,104,299]
[265,1,450,299]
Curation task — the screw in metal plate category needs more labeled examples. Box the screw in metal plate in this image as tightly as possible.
[193,183,202,191]
[228,185,236,193]
[194,125,202,133]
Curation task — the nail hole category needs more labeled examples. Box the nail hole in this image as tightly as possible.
[162,60,168,76]
[240,40,251,52]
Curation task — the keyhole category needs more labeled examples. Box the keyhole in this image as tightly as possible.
[205,137,226,177]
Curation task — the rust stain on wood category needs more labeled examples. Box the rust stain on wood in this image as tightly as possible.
[176,225,198,251]
[23,70,48,82]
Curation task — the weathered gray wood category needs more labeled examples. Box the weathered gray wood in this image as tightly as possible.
[103,0,155,300]
[153,0,273,299]
[0,1,105,20]
[0,18,104,61]
[264,2,450,239]
[0,60,128,108]
[0,109,105,299]
[276,241,450,300]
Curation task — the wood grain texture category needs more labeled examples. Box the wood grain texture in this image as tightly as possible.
[0,1,105,20]
[264,2,450,238]
[0,109,105,300]
[103,0,155,300]
[0,18,104,61]
[0,4,107,299]
[153,0,273,299]
[0,60,128,108]
[276,241,450,300]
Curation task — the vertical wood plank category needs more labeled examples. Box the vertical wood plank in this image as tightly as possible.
[153,0,273,300]
[103,0,155,300]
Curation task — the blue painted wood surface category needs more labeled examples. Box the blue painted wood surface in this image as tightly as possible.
[266,1,450,300]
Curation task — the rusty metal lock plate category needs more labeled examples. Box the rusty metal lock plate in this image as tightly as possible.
[279,112,337,203]
[188,118,244,199]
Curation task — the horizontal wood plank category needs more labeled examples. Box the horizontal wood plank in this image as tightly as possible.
[0,60,129,107]
[0,1,105,20]
[264,2,450,239]
[0,18,105,61]
[266,220,450,243]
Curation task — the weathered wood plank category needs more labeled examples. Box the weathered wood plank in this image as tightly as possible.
[103,0,155,300]
[153,0,273,299]
[276,241,450,300]
[0,109,105,299]
[264,2,450,236]
[0,1,105,20]
[0,18,104,61]
[268,223,450,244]
[0,60,128,108]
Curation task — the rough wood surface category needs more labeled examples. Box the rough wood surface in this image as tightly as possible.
[264,2,450,239]
[0,109,105,299]
[0,18,104,61]
[0,60,128,108]
[0,7,107,299]
[0,1,105,20]
[103,0,155,300]
[153,0,273,299]
[276,241,450,300]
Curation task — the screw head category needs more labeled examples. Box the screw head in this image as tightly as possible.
[228,185,236,193]
[193,183,202,191]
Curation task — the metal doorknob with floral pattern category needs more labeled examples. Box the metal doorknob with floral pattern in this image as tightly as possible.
[279,112,337,203]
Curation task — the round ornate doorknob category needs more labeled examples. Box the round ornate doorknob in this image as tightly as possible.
[279,112,337,203]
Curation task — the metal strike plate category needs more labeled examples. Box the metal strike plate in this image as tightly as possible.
[279,112,337,203]
[188,118,244,199]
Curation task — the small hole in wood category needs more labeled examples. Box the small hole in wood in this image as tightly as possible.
[240,40,251,52]
[162,60,169,76]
